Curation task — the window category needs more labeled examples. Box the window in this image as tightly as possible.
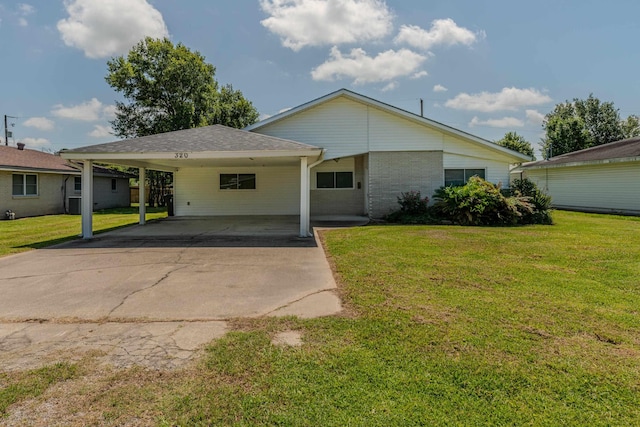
[316,171,353,189]
[12,174,38,196]
[444,169,486,187]
[111,178,117,192]
[74,177,82,192]
[220,173,256,190]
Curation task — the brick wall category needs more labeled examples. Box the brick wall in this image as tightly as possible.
[368,151,443,218]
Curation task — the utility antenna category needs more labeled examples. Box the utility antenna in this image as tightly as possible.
[4,115,17,146]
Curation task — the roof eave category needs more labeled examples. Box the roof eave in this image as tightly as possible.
[0,166,79,174]
[519,155,640,170]
[61,149,323,161]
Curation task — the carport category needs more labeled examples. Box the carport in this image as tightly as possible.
[61,125,324,239]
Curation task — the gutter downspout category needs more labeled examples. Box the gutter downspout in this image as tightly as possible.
[63,175,70,214]
[305,150,326,237]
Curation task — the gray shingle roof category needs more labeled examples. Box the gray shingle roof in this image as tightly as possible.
[65,125,320,154]
[0,145,77,172]
[521,137,640,169]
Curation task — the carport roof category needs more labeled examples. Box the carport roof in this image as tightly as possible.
[63,124,320,154]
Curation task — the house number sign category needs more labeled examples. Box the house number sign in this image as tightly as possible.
[174,152,189,159]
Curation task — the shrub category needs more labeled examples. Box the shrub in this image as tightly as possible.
[511,178,553,224]
[384,191,437,224]
[397,191,429,215]
[433,177,533,226]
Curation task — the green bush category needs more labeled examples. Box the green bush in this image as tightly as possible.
[385,191,438,224]
[511,178,553,224]
[398,191,429,214]
[433,177,535,226]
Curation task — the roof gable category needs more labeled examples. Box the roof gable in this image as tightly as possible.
[246,88,531,162]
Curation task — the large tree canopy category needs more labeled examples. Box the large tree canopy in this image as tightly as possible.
[496,131,535,160]
[105,37,259,206]
[106,37,259,138]
[541,94,640,158]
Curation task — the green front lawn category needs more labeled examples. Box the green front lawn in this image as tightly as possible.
[0,206,167,257]
[2,211,640,425]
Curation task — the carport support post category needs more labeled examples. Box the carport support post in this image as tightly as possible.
[139,168,146,225]
[81,160,93,239]
[299,156,309,237]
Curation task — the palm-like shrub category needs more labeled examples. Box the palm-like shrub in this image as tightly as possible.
[511,178,553,224]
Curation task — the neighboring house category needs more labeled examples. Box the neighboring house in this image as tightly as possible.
[1,144,131,218]
[60,88,529,238]
[512,137,640,215]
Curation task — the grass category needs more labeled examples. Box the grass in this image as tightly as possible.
[1,211,640,425]
[0,363,78,416]
[0,206,167,257]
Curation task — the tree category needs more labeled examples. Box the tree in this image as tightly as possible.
[496,131,535,160]
[541,94,636,158]
[621,115,640,139]
[105,37,259,205]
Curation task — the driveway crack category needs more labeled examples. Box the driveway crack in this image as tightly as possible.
[107,265,189,318]
[263,288,337,316]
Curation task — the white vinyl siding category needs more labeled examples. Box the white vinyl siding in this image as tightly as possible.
[524,162,640,213]
[255,97,369,159]
[367,106,444,151]
[175,166,300,216]
[254,96,519,182]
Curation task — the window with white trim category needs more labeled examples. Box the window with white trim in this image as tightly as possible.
[316,171,353,189]
[444,169,486,187]
[74,177,82,192]
[220,173,256,190]
[12,173,38,196]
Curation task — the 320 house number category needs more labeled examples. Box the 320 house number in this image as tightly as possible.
[174,152,189,159]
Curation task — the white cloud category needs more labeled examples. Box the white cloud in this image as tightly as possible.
[21,137,51,148]
[411,71,428,79]
[394,19,482,51]
[15,4,35,26]
[381,81,398,92]
[57,0,168,59]
[526,109,545,125]
[433,84,448,92]
[18,4,35,15]
[260,0,393,51]
[51,98,114,121]
[89,125,113,138]
[469,116,524,128]
[102,104,117,120]
[23,117,55,131]
[445,87,552,112]
[311,46,427,84]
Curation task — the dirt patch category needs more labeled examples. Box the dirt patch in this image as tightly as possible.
[0,321,228,371]
[272,330,303,347]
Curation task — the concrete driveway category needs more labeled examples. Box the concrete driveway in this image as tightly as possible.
[0,217,346,369]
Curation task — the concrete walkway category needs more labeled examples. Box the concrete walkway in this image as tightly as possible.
[0,217,350,369]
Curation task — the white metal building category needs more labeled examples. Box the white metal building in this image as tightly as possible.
[512,137,640,215]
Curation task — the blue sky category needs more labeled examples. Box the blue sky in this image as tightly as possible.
[1,0,638,157]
